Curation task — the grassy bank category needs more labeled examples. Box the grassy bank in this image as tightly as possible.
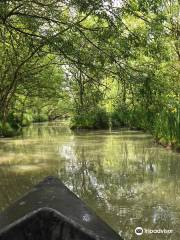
[71,105,180,152]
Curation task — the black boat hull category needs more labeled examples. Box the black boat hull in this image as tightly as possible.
[0,177,122,240]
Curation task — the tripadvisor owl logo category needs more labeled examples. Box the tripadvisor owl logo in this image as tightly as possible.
[135,227,143,236]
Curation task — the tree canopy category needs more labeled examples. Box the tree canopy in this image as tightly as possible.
[0,0,179,148]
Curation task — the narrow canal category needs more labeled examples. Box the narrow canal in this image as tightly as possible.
[0,121,179,239]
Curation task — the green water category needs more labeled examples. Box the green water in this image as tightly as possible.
[0,121,180,239]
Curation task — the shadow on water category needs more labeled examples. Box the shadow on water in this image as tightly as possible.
[0,121,180,239]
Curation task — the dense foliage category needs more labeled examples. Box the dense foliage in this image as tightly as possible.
[0,0,179,149]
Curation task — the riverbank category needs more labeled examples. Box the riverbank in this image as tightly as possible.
[1,117,180,154]
[71,124,180,153]
[155,139,180,153]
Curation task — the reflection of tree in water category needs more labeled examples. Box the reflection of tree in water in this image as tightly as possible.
[57,138,180,239]
[23,121,71,138]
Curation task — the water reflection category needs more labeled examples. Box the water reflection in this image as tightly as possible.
[0,121,180,239]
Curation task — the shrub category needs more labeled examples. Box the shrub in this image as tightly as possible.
[1,122,17,137]
[33,113,49,123]
[71,108,109,129]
